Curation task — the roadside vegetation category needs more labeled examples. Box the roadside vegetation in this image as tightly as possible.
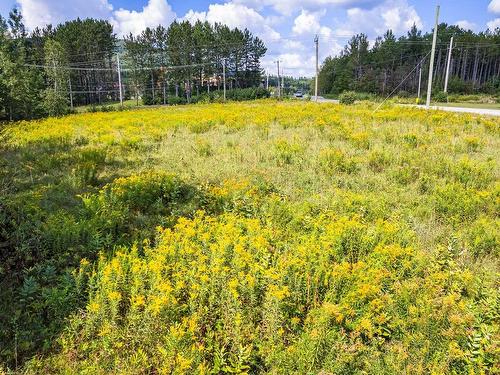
[1,100,498,373]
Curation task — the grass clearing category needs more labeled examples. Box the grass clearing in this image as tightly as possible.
[0,100,499,374]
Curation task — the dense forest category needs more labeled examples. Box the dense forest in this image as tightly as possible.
[318,24,500,96]
[0,8,267,120]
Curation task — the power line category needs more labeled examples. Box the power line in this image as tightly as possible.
[25,61,214,72]
[373,50,432,113]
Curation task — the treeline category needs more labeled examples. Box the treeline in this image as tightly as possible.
[0,8,267,120]
[318,24,500,96]
[123,21,266,105]
[0,10,117,120]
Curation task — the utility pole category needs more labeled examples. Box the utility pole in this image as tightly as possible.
[117,54,123,106]
[276,60,281,98]
[223,59,226,101]
[266,71,269,90]
[68,78,73,110]
[444,36,454,93]
[426,5,440,108]
[417,63,422,100]
[315,34,319,102]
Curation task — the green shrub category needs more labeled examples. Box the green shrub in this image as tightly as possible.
[225,87,270,101]
[168,96,187,105]
[339,91,356,105]
[433,91,448,103]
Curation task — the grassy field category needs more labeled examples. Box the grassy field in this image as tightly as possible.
[0,100,498,373]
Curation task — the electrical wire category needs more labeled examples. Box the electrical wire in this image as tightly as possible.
[373,50,432,113]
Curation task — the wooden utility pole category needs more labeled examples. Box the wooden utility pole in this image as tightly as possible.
[314,34,319,102]
[426,5,440,108]
[444,36,454,93]
[117,55,123,106]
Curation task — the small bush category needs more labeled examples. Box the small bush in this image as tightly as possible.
[339,91,357,105]
[168,96,187,106]
[433,91,448,103]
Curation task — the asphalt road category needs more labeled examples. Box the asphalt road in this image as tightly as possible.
[420,105,500,117]
[310,96,339,104]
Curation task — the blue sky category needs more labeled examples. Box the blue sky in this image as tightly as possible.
[1,0,499,76]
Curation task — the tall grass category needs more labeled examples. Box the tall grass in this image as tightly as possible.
[0,100,498,373]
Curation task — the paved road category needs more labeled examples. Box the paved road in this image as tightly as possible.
[310,96,339,104]
[307,98,499,116]
[421,105,500,117]
[400,104,500,117]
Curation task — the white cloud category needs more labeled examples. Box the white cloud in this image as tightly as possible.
[183,2,281,43]
[262,53,317,77]
[487,18,500,29]
[183,9,207,24]
[16,0,113,30]
[16,0,176,36]
[455,20,476,31]
[343,0,422,35]
[292,9,324,34]
[234,0,381,16]
[488,0,500,14]
[112,0,175,36]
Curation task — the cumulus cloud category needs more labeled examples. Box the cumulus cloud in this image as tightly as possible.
[487,18,500,30]
[183,9,207,24]
[488,0,500,14]
[183,2,281,43]
[16,0,113,30]
[292,9,324,34]
[112,0,175,36]
[454,20,476,31]
[15,0,176,36]
[342,0,422,36]
[233,0,381,16]
[11,0,427,78]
